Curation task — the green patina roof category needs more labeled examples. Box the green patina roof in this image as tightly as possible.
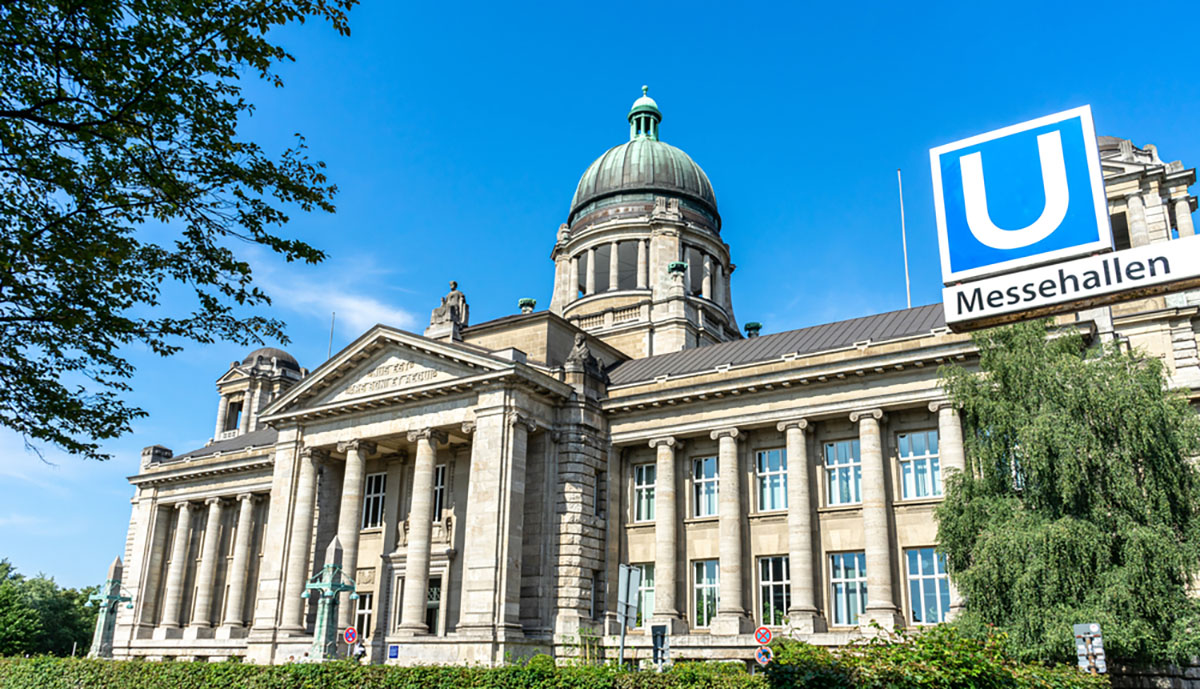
[569,87,716,223]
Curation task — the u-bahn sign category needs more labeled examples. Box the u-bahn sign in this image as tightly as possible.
[931,105,1200,331]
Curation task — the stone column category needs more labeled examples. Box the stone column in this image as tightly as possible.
[335,439,376,629]
[221,494,257,630]
[931,401,966,618]
[585,246,596,295]
[701,254,713,300]
[190,497,226,628]
[238,388,252,434]
[649,437,685,632]
[570,255,580,300]
[851,409,902,629]
[1127,192,1150,247]
[636,239,648,289]
[714,264,725,310]
[214,399,229,440]
[1176,197,1195,238]
[398,429,446,634]
[609,241,620,291]
[159,502,194,629]
[778,420,824,633]
[710,428,750,634]
[280,447,324,632]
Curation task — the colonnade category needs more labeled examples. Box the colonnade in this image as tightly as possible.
[567,238,727,306]
[644,403,966,633]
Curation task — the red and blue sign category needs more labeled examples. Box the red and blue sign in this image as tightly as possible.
[344,626,358,645]
[755,646,773,666]
[754,626,772,645]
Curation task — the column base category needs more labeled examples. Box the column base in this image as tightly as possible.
[152,625,183,641]
[649,615,689,635]
[786,607,828,635]
[709,613,753,636]
[859,607,905,633]
[394,623,430,637]
[214,624,248,640]
[182,624,214,640]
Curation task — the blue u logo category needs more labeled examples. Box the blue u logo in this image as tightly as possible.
[931,106,1112,283]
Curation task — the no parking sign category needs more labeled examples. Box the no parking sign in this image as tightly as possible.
[344,626,358,645]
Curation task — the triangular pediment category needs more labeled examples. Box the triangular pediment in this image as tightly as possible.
[262,326,511,418]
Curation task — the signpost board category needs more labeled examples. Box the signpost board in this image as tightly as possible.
[930,105,1200,331]
[1073,623,1107,674]
[651,624,669,671]
[343,626,357,646]
[755,646,774,666]
[754,626,772,646]
[616,564,642,668]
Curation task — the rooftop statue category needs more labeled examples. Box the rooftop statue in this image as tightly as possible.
[430,281,469,328]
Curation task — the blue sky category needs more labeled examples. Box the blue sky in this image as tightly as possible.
[4,1,1199,587]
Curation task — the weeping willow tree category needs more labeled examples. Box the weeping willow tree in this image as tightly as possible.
[936,320,1200,664]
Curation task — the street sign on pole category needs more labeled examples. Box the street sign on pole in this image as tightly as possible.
[754,626,773,646]
[652,624,669,672]
[344,626,358,646]
[755,646,774,666]
[616,564,643,668]
[1073,623,1107,674]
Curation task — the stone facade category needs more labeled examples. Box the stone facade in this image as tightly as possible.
[105,93,1199,666]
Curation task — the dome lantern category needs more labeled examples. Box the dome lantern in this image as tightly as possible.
[628,85,661,141]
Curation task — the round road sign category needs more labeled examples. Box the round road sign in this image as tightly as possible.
[754,626,773,645]
[344,626,358,645]
[755,646,773,666]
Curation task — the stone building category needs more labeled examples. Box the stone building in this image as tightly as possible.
[107,90,1198,665]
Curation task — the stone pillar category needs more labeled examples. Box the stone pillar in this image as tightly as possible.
[609,241,620,291]
[778,420,824,633]
[851,409,902,629]
[570,255,580,300]
[221,493,257,630]
[714,264,725,310]
[190,497,226,628]
[710,428,750,634]
[1127,192,1150,247]
[683,245,693,292]
[280,447,323,632]
[239,387,253,434]
[398,429,446,634]
[931,401,966,618]
[701,254,713,300]
[214,399,229,440]
[1176,197,1195,238]
[159,502,194,629]
[335,439,376,629]
[585,246,596,295]
[649,437,685,632]
[637,239,648,289]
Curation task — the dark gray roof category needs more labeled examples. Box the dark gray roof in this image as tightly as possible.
[243,347,300,371]
[607,303,946,385]
[175,428,278,460]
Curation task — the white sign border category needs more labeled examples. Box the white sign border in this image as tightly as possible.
[931,105,1113,285]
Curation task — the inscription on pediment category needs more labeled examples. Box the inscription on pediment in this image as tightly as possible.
[328,353,452,403]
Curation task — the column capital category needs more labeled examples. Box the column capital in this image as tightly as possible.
[506,412,538,433]
[849,408,885,423]
[648,436,681,449]
[709,427,740,441]
[299,446,329,462]
[461,420,476,435]
[405,429,448,445]
[928,399,958,413]
[235,492,256,503]
[776,418,809,432]
[1124,189,1145,203]
[337,438,377,455]
[204,496,223,506]
[173,501,193,512]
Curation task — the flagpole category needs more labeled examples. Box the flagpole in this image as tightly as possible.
[897,168,912,309]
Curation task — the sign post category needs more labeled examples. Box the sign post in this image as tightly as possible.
[1073,623,1107,674]
[754,625,773,667]
[616,564,642,669]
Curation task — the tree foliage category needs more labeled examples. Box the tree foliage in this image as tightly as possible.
[0,559,96,656]
[0,0,356,460]
[936,321,1200,664]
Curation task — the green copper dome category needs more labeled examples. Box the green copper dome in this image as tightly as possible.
[569,87,717,224]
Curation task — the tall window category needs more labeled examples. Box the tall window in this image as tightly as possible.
[426,576,443,634]
[361,473,387,529]
[907,548,951,625]
[224,400,243,432]
[431,465,447,519]
[898,430,941,499]
[693,560,720,627]
[759,556,791,626]
[355,592,374,639]
[635,563,655,627]
[692,457,719,517]
[634,464,656,522]
[830,552,867,626]
[824,439,862,506]
[589,570,602,620]
[756,449,788,512]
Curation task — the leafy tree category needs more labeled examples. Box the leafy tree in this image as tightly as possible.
[0,582,42,656]
[0,0,357,461]
[0,560,97,656]
[936,320,1200,664]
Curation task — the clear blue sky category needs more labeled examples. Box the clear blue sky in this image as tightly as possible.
[4,1,1199,587]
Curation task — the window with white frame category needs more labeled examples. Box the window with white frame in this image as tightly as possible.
[824,439,862,506]
[898,430,941,499]
[758,555,790,626]
[756,448,788,512]
[431,465,447,519]
[830,552,867,626]
[361,473,386,529]
[906,548,951,625]
[355,592,373,638]
[426,576,443,634]
[633,464,656,522]
[693,559,720,627]
[692,457,718,518]
[635,563,655,627]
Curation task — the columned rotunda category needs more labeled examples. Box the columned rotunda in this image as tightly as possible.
[106,90,1199,666]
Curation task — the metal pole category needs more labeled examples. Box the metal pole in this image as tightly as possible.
[897,169,912,309]
[618,617,627,669]
[327,311,336,359]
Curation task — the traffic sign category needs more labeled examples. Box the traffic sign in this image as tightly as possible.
[343,626,358,645]
[755,646,773,666]
[754,626,772,645]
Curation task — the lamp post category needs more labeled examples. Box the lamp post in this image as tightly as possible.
[302,536,359,661]
[88,557,133,658]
